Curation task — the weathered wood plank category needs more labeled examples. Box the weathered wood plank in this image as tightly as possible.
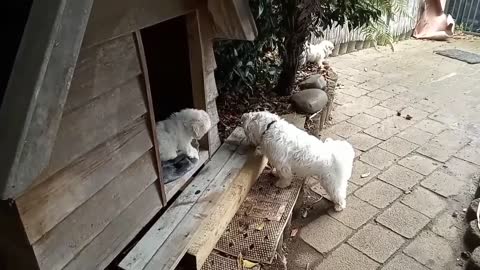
[133,31,167,205]
[64,34,142,113]
[0,0,94,199]
[63,182,164,270]
[206,100,219,126]
[204,72,219,102]
[165,150,209,201]
[207,0,258,41]
[118,128,245,270]
[207,125,221,155]
[0,200,39,270]
[185,151,267,269]
[17,117,152,244]
[143,140,250,270]
[34,150,158,270]
[46,76,147,177]
[187,10,206,111]
[82,0,197,49]
[203,40,216,73]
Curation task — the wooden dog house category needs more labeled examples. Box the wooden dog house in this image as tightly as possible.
[0,0,257,269]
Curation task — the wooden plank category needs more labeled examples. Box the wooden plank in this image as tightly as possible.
[64,34,142,113]
[142,138,250,270]
[63,182,164,270]
[133,31,167,205]
[33,151,158,270]
[203,41,217,73]
[185,151,267,269]
[187,10,206,111]
[206,100,219,126]
[0,0,94,199]
[46,76,148,177]
[207,0,258,41]
[207,125,221,155]
[0,200,39,270]
[118,128,245,270]
[204,72,219,102]
[165,150,209,201]
[17,117,152,244]
[82,0,197,49]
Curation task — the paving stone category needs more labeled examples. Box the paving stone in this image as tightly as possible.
[401,187,447,218]
[315,244,379,270]
[382,253,429,270]
[411,100,438,113]
[349,133,382,151]
[378,164,423,191]
[299,215,352,253]
[376,203,430,238]
[328,196,379,229]
[339,86,369,97]
[378,136,418,157]
[287,238,324,270]
[414,119,446,134]
[347,113,381,129]
[334,92,357,105]
[417,130,470,162]
[281,113,306,130]
[368,90,395,101]
[364,105,397,119]
[430,210,463,241]
[355,180,402,208]
[397,127,434,145]
[360,147,398,170]
[310,181,358,201]
[350,160,380,186]
[379,97,410,111]
[399,106,429,120]
[398,154,440,175]
[364,116,413,140]
[381,84,410,94]
[330,109,350,124]
[358,78,392,91]
[404,230,455,269]
[327,121,362,138]
[348,73,372,84]
[335,96,380,117]
[348,223,405,263]
[421,170,465,197]
[456,143,480,166]
[444,157,480,182]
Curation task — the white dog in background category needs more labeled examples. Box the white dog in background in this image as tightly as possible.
[241,111,355,211]
[156,108,211,161]
[300,40,335,67]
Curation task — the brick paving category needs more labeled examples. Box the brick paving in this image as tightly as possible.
[289,38,480,270]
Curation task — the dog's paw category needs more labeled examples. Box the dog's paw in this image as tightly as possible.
[275,179,292,189]
[187,150,200,160]
[334,204,345,212]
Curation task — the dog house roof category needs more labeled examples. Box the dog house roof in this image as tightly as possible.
[0,0,257,199]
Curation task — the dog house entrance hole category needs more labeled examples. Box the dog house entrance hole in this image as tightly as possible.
[140,15,208,189]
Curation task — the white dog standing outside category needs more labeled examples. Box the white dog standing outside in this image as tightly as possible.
[241,111,355,211]
[156,108,211,162]
[300,40,335,67]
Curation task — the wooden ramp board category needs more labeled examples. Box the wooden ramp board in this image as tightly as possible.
[118,128,255,270]
[184,150,267,269]
[203,173,303,266]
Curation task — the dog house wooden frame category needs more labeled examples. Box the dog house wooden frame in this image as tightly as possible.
[0,0,256,269]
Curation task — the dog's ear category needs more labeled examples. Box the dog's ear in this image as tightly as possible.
[191,120,205,139]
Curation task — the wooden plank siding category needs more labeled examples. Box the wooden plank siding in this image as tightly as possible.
[0,0,94,199]
[82,0,198,49]
[33,151,158,270]
[63,181,164,270]
[64,34,142,113]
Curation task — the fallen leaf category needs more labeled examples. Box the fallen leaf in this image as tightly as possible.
[360,172,370,178]
[255,222,265,231]
[243,259,258,268]
[291,228,298,237]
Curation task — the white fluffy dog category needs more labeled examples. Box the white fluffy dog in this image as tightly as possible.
[300,40,335,67]
[156,108,211,161]
[241,111,355,211]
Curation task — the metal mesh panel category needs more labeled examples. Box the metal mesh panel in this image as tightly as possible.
[213,173,302,264]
